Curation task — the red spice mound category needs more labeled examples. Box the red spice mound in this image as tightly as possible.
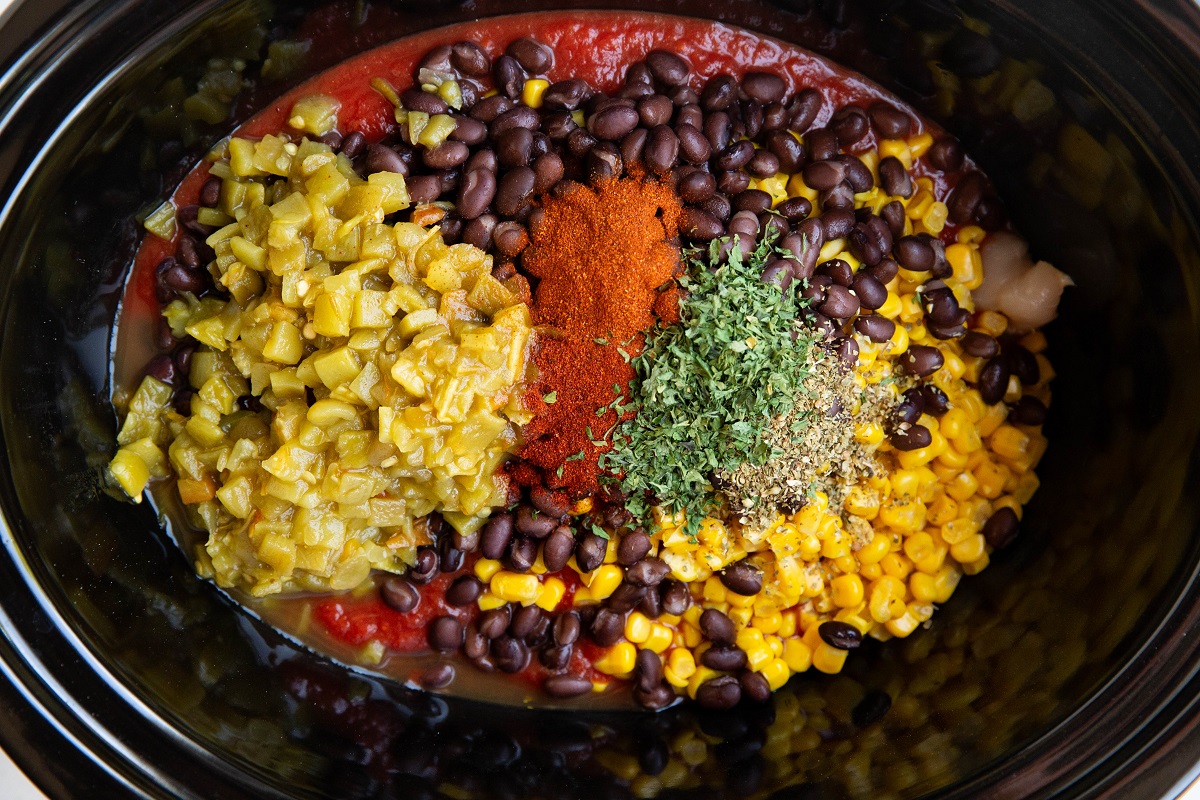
[517,178,682,496]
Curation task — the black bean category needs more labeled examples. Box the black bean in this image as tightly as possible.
[801,159,843,192]
[819,620,863,650]
[492,54,525,99]
[587,144,623,183]
[759,263,791,294]
[694,610,735,646]
[422,140,468,172]
[429,616,465,652]
[717,170,752,196]
[669,124,706,166]
[380,576,420,613]
[837,336,858,368]
[895,235,935,271]
[450,41,490,76]
[492,635,531,673]
[893,388,925,426]
[464,621,489,659]
[439,538,465,573]
[646,49,690,86]
[636,94,673,128]
[820,182,855,210]
[852,689,892,727]
[540,643,572,671]
[763,130,804,174]
[830,105,868,146]
[851,270,887,310]
[619,82,655,100]
[731,191,771,218]
[817,258,854,287]
[420,663,456,689]
[922,287,962,326]
[740,671,772,703]
[948,172,986,224]
[495,127,533,169]
[928,137,964,171]
[471,94,513,123]
[446,575,484,607]
[465,149,497,175]
[635,124,676,175]
[434,167,461,195]
[681,206,723,241]
[626,558,670,587]
[746,150,780,179]
[145,354,177,386]
[199,177,221,208]
[552,612,581,647]
[510,605,547,641]
[776,197,812,223]
[676,171,715,204]
[575,533,607,573]
[870,258,898,286]
[696,676,742,710]
[918,384,948,417]
[635,684,676,710]
[590,608,627,646]
[662,581,691,616]
[847,225,882,266]
[543,674,591,698]
[764,101,790,132]
[608,582,647,613]
[892,423,933,450]
[1006,345,1041,385]
[742,71,786,104]
[155,258,206,300]
[401,87,449,115]
[479,606,512,640]
[447,118,485,148]
[481,513,515,559]
[543,79,592,110]
[719,560,763,596]
[406,174,440,204]
[639,587,663,619]
[703,646,748,671]
[495,167,535,215]
[943,28,1002,78]
[614,530,651,566]
[870,202,902,242]
[333,132,364,160]
[704,111,732,151]
[729,210,760,239]
[983,506,1020,549]
[1011,395,1048,426]
[635,648,663,693]
[410,546,439,584]
[491,106,539,139]
[840,155,874,193]
[788,88,823,132]
[172,343,196,378]
[819,284,860,319]
[701,74,739,111]
[874,158,910,200]
[418,44,453,73]
[463,214,497,251]
[978,356,1010,404]
[533,526,573,573]
[716,140,755,171]
[454,169,496,220]
[492,221,528,257]
[506,536,539,572]
[616,128,646,168]
[587,105,639,141]
[176,235,203,271]
[507,37,553,73]
[868,102,911,139]
[962,331,1000,358]
[900,344,945,377]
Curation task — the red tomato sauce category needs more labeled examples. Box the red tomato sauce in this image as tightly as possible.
[121,10,970,694]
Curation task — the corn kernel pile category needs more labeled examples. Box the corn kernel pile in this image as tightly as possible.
[109,134,534,596]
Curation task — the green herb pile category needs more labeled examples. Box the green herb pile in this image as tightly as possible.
[601,234,818,537]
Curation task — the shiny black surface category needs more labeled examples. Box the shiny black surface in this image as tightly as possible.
[0,1,1199,798]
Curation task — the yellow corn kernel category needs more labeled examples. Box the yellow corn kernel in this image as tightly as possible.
[664,666,689,688]
[703,576,727,603]
[890,469,922,499]
[753,609,784,634]
[973,459,1009,499]
[903,531,935,563]
[993,494,1023,519]
[885,611,920,637]
[933,565,962,602]
[782,637,812,672]
[625,611,653,644]
[877,291,904,320]
[1015,471,1041,504]
[585,564,623,599]
[746,645,774,671]
[490,571,541,604]
[681,621,703,648]
[946,470,980,502]
[940,516,978,545]
[595,641,637,677]
[898,293,924,323]
[962,551,991,574]
[570,497,594,515]
[926,493,959,526]
[760,657,792,691]
[990,425,1031,461]
[476,591,507,611]
[667,648,696,681]
[950,533,987,564]
[813,643,848,674]
[854,420,886,446]
[910,571,938,603]
[521,78,549,108]
[644,624,674,654]
[908,131,933,157]
[686,666,723,699]
[881,552,914,580]
[778,611,797,639]
[906,189,934,219]
[758,173,789,207]
[831,574,864,608]
[535,577,566,611]
[920,201,949,234]
[474,558,502,582]
[878,139,913,169]
[736,627,766,653]
[857,533,890,565]
[786,173,819,203]
[819,237,846,261]
[936,444,970,470]
[956,224,986,245]
[879,500,926,534]
[727,590,756,608]
[975,310,1008,337]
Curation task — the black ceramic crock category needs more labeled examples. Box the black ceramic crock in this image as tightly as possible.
[1,0,1199,797]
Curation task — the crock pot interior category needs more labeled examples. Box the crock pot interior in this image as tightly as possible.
[1,0,1199,798]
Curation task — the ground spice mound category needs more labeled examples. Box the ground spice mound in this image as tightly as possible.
[517,178,682,496]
